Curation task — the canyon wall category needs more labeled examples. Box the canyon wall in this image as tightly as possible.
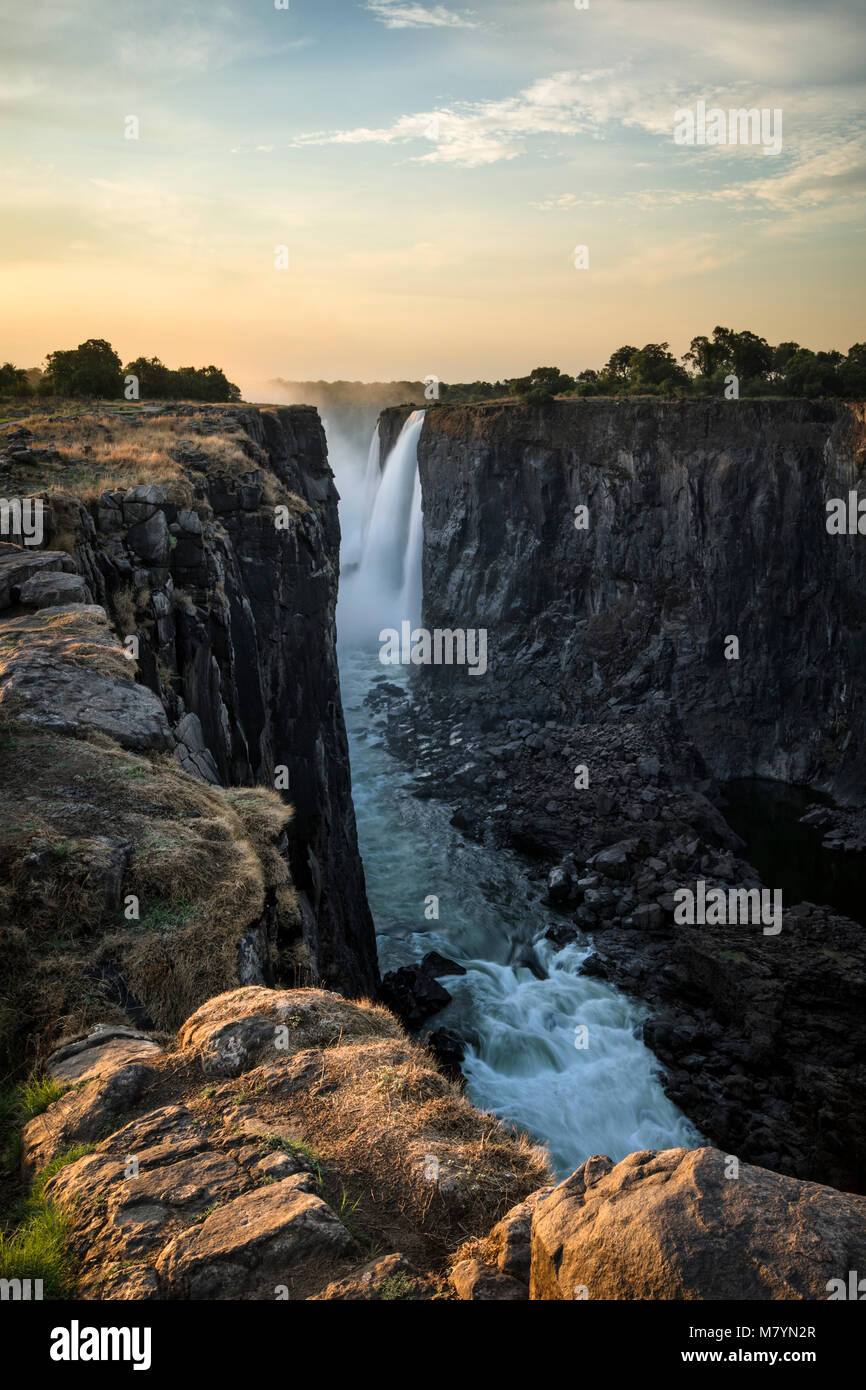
[370,397,866,1191]
[416,398,866,800]
[87,407,378,997]
[377,406,415,469]
[1,405,378,1042]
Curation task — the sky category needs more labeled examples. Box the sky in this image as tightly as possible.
[1,0,864,397]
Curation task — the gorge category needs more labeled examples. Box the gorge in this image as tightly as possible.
[340,397,866,1194]
[1,394,864,1300]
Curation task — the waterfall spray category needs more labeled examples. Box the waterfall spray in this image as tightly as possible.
[339,410,425,645]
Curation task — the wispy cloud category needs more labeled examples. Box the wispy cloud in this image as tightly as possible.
[363,1,480,28]
[290,68,634,167]
[531,131,866,225]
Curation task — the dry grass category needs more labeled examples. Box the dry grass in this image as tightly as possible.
[175,1000,553,1270]
[4,405,309,519]
[14,987,551,1295]
[161,987,553,1274]
[174,984,551,1262]
[7,409,241,499]
[111,585,136,636]
[0,608,136,683]
[0,720,297,1072]
[301,1034,551,1247]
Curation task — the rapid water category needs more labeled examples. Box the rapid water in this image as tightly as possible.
[335,414,701,1175]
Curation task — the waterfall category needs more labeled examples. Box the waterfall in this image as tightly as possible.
[339,410,425,646]
[360,424,383,550]
[326,402,701,1176]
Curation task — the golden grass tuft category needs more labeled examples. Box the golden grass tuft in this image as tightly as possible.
[0,609,136,683]
[3,405,308,518]
[275,1029,552,1260]
[0,722,300,1067]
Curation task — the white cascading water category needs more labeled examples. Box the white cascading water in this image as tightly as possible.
[339,410,425,642]
[360,425,384,552]
[331,410,700,1175]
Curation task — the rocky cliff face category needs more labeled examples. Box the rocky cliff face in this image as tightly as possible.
[371,398,866,1192]
[0,405,378,1068]
[377,406,415,468]
[416,398,866,800]
[73,407,376,998]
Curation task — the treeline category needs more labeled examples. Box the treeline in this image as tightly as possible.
[439,329,866,404]
[0,338,241,402]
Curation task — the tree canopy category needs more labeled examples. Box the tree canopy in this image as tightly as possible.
[0,340,242,402]
[443,330,866,404]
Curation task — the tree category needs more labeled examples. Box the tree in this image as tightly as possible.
[124,356,172,398]
[509,366,575,403]
[603,345,639,382]
[683,334,726,378]
[693,327,772,386]
[44,338,123,398]
[0,362,32,396]
[780,348,843,398]
[628,343,689,391]
[771,341,800,379]
[171,364,241,402]
[725,330,773,384]
[841,344,866,397]
[570,368,599,397]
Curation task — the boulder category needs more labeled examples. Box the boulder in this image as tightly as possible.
[121,484,167,526]
[589,842,633,881]
[21,1064,154,1182]
[530,1147,866,1300]
[546,864,574,905]
[450,1257,527,1301]
[380,952,466,1032]
[18,571,92,608]
[0,548,76,609]
[172,711,221,784]
[309,1252,432,1301]
[632,902,664,930]
[488,1187,555,1284]
[380,968,451,1031]
[176,986,401,1075]
[48,1024,162,1084]
[424,1026,465,1081]
[545,921,579,949]
[1,657,172,749]
[127,511,171,567]
[155,1173,356,1299]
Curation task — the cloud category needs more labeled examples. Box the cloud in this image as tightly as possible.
[363,1,480,28]
[725,138,866,210]
[290,68,636,167]
[294,68,844,169]
[531,131,866,222]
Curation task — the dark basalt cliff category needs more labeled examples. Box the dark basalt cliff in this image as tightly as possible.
[93,407,377,997]
[377,406,416,468]
[372,398,866,1192]
[416,398,866,800]
[2,405,378,1014]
